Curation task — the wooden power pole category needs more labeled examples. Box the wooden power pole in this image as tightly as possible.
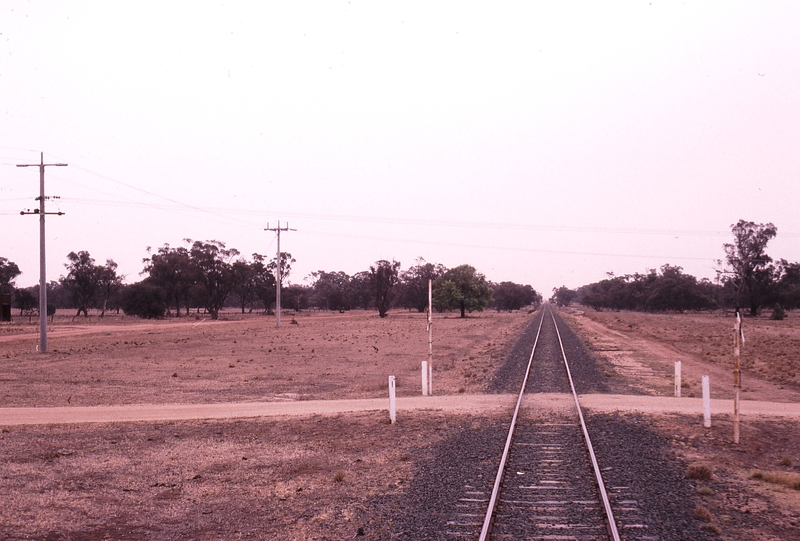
[265,221,295,328]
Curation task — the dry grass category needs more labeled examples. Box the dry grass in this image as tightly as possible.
[693,505,713,522]
[751,470,800,490]
[0,309,529,407]
[572,308,800,388]
[687,464,713,481]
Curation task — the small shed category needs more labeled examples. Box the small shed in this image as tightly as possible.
[1,294,11,322]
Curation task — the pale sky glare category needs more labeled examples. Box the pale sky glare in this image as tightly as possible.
[2,1,799,296]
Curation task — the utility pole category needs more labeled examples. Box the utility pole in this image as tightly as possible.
[265,221,295,328]
[17,152,67,353]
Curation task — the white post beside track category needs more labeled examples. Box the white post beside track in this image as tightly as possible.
[702,375,711,428]
[674,361,682,397]
[389,375,397,424]
[421,361,429,396]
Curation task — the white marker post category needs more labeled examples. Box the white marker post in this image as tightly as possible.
[427,278,433,395]
[733,310,743,444]
[702,375,711,428]
[421,361,429,396]
[674,361,682,398]
[389,375,397,424]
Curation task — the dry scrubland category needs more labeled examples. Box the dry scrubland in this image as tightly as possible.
[2,309,528,540]
[2,307,800,539]
[569,308,800,389]
[0,310,528,407]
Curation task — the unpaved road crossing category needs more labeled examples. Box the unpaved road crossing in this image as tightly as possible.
[2,393,799,425]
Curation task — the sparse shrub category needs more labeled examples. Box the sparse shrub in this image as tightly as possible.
[333,470,345,483]
[697,486,715,496]
[120,282,166,319]
[687,464,713,481]
[751,470,800,490]
[771,303,786,320]
[693,505,712,522]
[700,523,721,535]
[780,457,793,467]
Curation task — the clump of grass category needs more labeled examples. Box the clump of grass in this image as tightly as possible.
[751,470,800,490]
[779,457,793,467]
[693,506,712,522]
[687,464,713,481]
[700,523,721,535]
[333,470,346,483]
[697,486,715,496]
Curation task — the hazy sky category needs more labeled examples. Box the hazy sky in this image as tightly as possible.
[2,1,799,295]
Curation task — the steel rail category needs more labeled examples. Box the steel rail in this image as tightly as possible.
[549,307,622,541]
[477,308,546,541]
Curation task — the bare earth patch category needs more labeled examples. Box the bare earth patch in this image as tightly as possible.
[0,310,528,407]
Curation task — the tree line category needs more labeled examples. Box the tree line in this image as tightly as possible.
[0,241,542,320]
[552,220,800,317]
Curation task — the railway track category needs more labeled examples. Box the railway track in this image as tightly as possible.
[446,305,653,541]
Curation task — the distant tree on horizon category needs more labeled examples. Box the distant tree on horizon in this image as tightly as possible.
[397,257,447,312]
[61,251,102,317]
[551,286,577,307]
[493,281,540,312]
[369,259,401,318]
[723,220,778,316]
[0,257,21,295]
[188,239,239,320]
[433,264,493,318]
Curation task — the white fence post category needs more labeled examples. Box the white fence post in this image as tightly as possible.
[389,375,397,424]
[702,375,711,428]
[421,361,429,396]
[674,361,682,398]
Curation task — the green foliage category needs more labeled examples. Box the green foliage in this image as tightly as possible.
[771,303,786,321]
[281,284,310,311]
[143,244,196,316]
[776,259,800,310]
[398,257,447,312]
[61,251,100,317]
[310,270,353,311]
[250,253,277,313]
[230,259,257,313]
[0,257,21,294]
[120,281,167,319]
[369,260,401,318]
[724,220,778,316]
[188,239,239,320]
[551,286,577,307]
[13,288,36,315]
[433,264,493,318]
[492,282,541,311]
[578,266,717,312]
[61,251,121,317]
[96,259,123,316]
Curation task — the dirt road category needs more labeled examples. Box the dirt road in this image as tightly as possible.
[3,392,799,425]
